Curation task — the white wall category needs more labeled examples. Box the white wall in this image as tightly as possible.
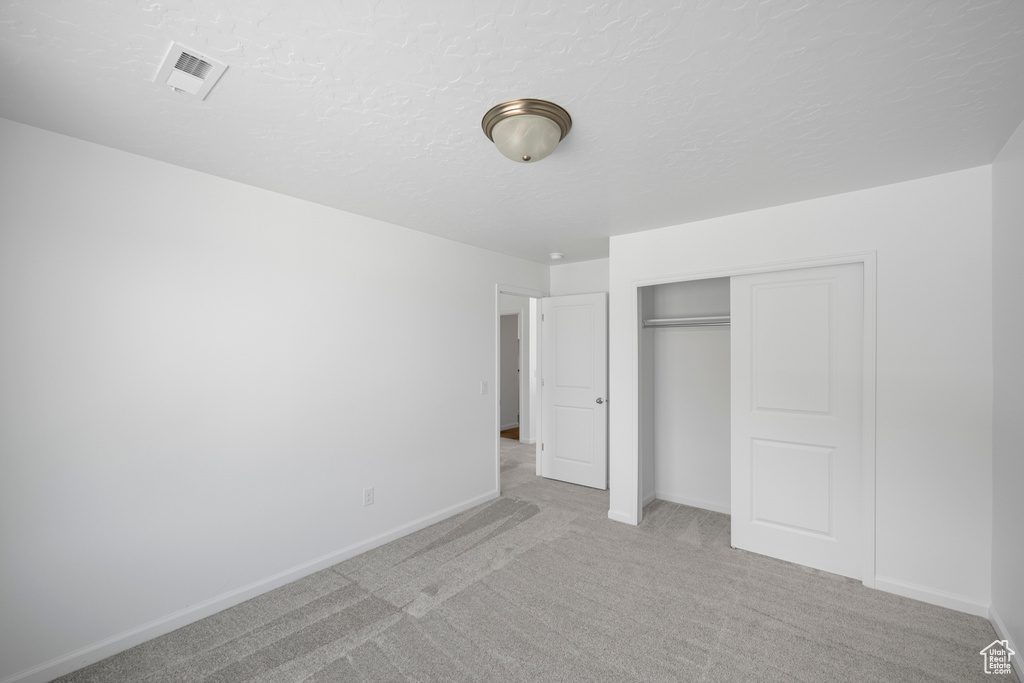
[0,118,548,683]
[609,167,994,615]
[992,117,1024,669]
[549,258,609,295]
[645,279,731,513]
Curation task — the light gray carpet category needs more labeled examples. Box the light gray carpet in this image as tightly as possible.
[56,439,1015,682]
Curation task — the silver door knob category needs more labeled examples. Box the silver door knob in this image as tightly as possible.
[595,397,604,404]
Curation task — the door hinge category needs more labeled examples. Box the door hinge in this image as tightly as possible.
[541,443,545,451]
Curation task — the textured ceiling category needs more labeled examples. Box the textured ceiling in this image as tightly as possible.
[2,1,1024,263]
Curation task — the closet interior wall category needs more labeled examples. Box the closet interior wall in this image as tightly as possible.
[639,277,732,514]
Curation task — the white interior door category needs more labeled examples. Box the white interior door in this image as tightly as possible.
[541,293,608,489]
[731,263,864,579]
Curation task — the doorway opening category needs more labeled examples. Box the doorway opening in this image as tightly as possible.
[494,286,544,495]
[497,293,537,446]
[499,312,521,440]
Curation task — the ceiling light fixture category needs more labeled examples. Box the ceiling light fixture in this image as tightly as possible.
[482,99,572,163]
[550,252,564,260]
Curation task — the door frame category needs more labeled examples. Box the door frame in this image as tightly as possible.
[495,284,547,494]
[626,252,877,587]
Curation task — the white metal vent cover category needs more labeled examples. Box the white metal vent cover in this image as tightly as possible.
[154,42,227,100]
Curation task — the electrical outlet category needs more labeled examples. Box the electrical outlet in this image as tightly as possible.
[363,487,374,507]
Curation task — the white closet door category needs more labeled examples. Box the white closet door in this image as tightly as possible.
[731,264,864,579]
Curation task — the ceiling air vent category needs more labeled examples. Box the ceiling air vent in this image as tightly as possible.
[154,42,227,101]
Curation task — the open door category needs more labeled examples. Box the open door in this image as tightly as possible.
[731,263,864,579]
[540,293,608,489]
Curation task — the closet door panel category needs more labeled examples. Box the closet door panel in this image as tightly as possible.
[752,281,832,414]
[731,263,863,580]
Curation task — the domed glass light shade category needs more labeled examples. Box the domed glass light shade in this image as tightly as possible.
[482,99,572,163]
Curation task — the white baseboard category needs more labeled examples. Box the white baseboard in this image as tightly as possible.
[607,509,638,525]
[520,438,536,445]
[641,490,656,507]
[873,575,990,617]
[3,490,500,683]
[499,422,519,431]
[989,605,1023,680]
[654,491,731,515]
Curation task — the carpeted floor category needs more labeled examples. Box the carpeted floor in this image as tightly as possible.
[56,439,1015,682]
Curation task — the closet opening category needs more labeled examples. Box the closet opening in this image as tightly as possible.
[628,255,876,583]
[638,277,731,515]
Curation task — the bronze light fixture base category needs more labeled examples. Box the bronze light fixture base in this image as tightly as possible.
[481,99,572,163]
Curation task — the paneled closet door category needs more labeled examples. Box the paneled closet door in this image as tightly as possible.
[730,263,864,579]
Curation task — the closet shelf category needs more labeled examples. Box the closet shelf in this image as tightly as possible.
[642,315,730,329]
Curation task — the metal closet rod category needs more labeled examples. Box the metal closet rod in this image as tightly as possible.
[642,315,731,329]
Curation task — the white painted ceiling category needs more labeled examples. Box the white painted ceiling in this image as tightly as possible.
[2,1,1024,263]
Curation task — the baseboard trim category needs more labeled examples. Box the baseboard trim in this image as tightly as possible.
[654,491,730,515]
[2,490,500,683]
[641,491,656,507]
[499,422,519,431]
[874,575,989,617]
[989,605,1023,680]
[607,509,637,525]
